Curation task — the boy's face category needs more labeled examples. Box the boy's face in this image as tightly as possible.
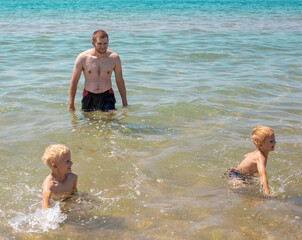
[260,131,276,152]
[56,152,73,174]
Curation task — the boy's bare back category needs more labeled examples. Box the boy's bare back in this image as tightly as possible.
[235,150,267,175]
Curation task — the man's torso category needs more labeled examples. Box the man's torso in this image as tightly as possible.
[81,49,117,93]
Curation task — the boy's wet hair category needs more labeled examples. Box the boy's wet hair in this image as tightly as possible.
[42,144,70,167]
[252,126,273,148]
[92,30,109,42]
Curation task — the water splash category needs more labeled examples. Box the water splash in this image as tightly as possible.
[9,202,67,233]
[272,176,293,194]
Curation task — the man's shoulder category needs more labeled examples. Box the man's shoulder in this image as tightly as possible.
[107,49,119,58]
[84,48,95,54]
[78,49,95,58]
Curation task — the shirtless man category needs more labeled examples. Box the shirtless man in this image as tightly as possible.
[67,30,128,112]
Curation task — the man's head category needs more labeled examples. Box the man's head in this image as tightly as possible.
[92,30,109,42]
[42,144,71,168]
[92,30,109,55]
[252,126,276,151]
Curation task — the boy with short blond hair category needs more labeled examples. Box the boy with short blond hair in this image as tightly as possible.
[229,126,276,197]
[41,144,78,209]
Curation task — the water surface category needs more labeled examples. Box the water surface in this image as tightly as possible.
[0,0,301,239]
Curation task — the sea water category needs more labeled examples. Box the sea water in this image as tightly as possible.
[0,0,301,239]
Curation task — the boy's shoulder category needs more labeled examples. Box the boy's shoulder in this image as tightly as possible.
[244,149,264,160]
[42,174,56,190]
[243,150,257,161]
[67,172,78,181]
[42,174,53,183]
[243,150,267,169]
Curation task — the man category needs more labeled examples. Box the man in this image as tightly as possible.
[67,30,128,112]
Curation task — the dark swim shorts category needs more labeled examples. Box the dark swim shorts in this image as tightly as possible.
[81,88,116,112]
[228,169,251,182]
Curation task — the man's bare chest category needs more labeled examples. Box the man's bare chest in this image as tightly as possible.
[84,57,115,77]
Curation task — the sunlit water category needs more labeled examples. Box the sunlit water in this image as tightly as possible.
[0,0,301,239]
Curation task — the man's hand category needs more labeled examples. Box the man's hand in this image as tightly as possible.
[67,104,75,111]
[263,190,275,198]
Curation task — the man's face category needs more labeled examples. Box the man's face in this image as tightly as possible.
[92,37,108,55]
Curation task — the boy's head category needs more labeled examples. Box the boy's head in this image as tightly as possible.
[42,144,71,168]
[252,126,274,149]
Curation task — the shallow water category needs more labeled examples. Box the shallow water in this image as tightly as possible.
[0,0,302,239]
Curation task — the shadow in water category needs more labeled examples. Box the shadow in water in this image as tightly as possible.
[59,192,128,234]
[69,108,176,137]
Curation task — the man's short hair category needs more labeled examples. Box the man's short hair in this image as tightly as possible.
[92,30,109,42]
[42,144,70,167]
[251,126,273,148]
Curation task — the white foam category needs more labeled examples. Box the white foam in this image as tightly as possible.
[9,202,67,233]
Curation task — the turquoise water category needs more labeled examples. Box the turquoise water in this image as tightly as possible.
[0,0,302,239]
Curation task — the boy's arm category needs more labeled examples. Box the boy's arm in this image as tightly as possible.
[41,186,52,210]
[257,156,270,196]
[72,174,78,193]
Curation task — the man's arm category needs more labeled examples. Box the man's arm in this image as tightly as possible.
[257,156,270,196]
[68,55,83,111]
[114,56,128,107]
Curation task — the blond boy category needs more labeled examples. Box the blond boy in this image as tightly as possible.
[41,144,78,209]
[229,126,276,197]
